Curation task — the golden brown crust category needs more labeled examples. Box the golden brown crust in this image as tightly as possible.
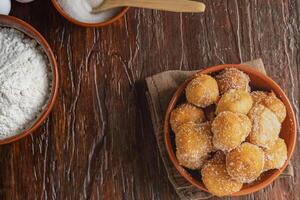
[212,111,251,151]
[251,91,287,123]
[216,68,250,94]
[169,69,288,196]
[251,91,268,105]
[226,142,265,183]
[186,74,219,108]
[216,89,253,114]
[248,104,281,148]
[201,152,243,197]
[170,103,205,134]
[262,92,287,123]
[263,138,287,171]
[176,122,213,169]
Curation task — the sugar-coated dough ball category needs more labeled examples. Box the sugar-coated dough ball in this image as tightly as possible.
[170,103,205,134]
[251,91,287,123]
[226,142,265,183]
[216,89,253,114]
[264,138,287,171]
[262,92,287,123]
[176,122,213,169]
[197,122,220,152]
[248,104,281,148]
[212,111,251,151]
[186,74,219,107]
[251,91,268,105]
[195,121,212,136]
[201,151,243,197]
[216,68,250,94]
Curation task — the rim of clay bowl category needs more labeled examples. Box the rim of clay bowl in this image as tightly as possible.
[51,0,129,27]
[164,64,297,196]
[0,15,59,145]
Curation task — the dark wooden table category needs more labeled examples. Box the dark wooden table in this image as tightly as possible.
[0,0,299,199]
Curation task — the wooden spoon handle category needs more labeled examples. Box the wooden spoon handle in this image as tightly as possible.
[92,0,205,13]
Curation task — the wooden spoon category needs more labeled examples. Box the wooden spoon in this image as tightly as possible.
[91,0,205,13]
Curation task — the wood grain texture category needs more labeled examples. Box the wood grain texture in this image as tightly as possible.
[0,0,299,199]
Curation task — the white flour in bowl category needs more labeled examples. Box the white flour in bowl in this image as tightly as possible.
[57,0,122,23]
[0,27,50,138]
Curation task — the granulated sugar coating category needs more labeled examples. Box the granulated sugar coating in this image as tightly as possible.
[226,142,265,183]
[57,0,121,23]
[216,68,250,94]
[169,67,290,196]
[216,89,253,114]
[251,91,268,105]
[212,111,252,152]
[248,104,281,148]
[176,122,213,169]
[263,138,287,171]
[251,91,287,123]
[170,103,205,134]
[0,28,50,138]
[201,151,243,197]
[186,74,219,108]
[262,92,287,123]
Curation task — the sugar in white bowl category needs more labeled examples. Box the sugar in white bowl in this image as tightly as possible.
[57,0,122,23]
[16,0,35,3]
[0,0,11,15]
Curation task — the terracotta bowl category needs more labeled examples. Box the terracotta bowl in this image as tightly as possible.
[0,15,59,145]
[164,64,297,196]
[51,0,129,27]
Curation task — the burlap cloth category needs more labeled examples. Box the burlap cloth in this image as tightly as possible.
[145,59,294,200]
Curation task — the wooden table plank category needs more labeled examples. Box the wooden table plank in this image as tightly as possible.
[0,0,299,199]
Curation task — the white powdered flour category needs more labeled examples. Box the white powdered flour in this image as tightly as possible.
[0,27,50,138]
